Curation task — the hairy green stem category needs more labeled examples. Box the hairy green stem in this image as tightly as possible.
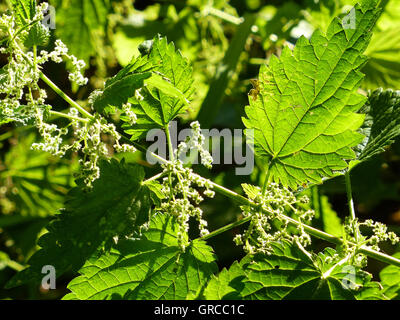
[165,124,175,161]
[345,170,360,242]
[33,45,37,67]
[143,171,170,184]
[261,165,272,194]
[203,6,244,25]
[39,73,94,119]
[345,171,356,221]
[164,124,176,200]
[200,217,251,241]
[322,254,352,279]
[358,246,400,267]
[49,110,89,123]
[5,260,25,272]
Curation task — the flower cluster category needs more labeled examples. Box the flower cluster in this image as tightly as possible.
[120,102,137,126]
[175,121,213,169]
[157,122,214,250]
[0,1,86,122]
[340,217,400,267]
[159,164,215,250]
[362,219,400,247]
[38,39,88,86]
[31,114,70,157]
[65,110,136,187]
[234,183,314,255]
[88,89,104,106]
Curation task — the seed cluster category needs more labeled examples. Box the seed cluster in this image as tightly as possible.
[158,122,214,250]
[174,121,213,169]
[234,183,314,255]
[341,217,400,267]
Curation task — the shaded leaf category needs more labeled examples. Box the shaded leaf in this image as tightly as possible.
[203,257,251,300]
[379,252,400,300]
[213,241,384,300]
[363,28,400,90]
[197,13,256,128]
[6,159,154,288]
[0,132,75,217]
[64,214,218,300]
[311,186,343,237]
[354,88,400,163]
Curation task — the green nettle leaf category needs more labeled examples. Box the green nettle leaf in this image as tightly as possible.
[379,253,400,300]
[6,159,154,288]
[354,88,400,164]
[64,214,218,300]
[206,241,384,300]
[11,0,36,27]
[241,183,261,200]
[145,180,167,206]
[93,35,194,140]
[93,72,152,115]
[10,0,49,48]
[0,133,76,217]
[203,257,250,300]
[243,3,380,189]
[24,22,50,48]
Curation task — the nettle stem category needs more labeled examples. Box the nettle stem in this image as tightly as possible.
[164,124,176,200]
[203,6,244,25]
[345,170,360,242]
[165,124,175,161]
[200,217,251,241]
[39,73,94,120]
[49,110,89,123]
[261,167,271,195]
[322,254,352,279]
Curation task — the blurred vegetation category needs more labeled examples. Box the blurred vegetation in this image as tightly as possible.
[1,0,400,299]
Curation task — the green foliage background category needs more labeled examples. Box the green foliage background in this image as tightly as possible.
[1,0,400,299]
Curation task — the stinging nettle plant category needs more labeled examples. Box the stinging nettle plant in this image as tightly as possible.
[1,0,400,300]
